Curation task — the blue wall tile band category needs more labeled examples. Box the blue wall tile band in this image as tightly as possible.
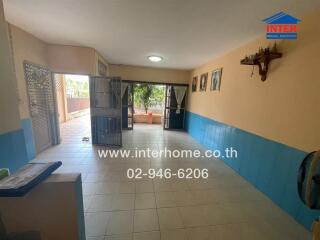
[0,128,29,173]
[21,118,36,160]
[0,119,36,173]
[185,111,320,230]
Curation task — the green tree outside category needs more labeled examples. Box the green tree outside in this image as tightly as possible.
[134,84,165,113]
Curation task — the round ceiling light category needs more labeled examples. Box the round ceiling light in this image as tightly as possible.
[148,55,163,62]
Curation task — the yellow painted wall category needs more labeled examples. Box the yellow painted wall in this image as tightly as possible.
[109,64,190,84]
[9,24,49,119]
[0,2,20,134]
[47,44,96,75]
[187,8,320,152]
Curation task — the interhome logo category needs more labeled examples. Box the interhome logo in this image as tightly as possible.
[263,12,301,40]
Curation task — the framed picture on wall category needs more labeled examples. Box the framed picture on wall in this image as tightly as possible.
[199,73,208,91]
[210,68,223,91]
[192,76,198,92]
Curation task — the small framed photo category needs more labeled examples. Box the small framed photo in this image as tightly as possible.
[199,73,208,91]
[210,68,223,91]
[192,76,198,92]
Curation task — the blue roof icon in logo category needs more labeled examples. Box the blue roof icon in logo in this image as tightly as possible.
[263,12,301,24]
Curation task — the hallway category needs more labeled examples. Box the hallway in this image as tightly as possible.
[32,116,311,240]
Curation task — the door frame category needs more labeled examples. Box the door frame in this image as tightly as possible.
[123,80,188,130]
[52,72,91,121]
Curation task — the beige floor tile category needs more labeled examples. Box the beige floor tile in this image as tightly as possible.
[85,173,107,182]
[111,194,135,211]
[106,172,129,182]
[160,229,187,240]
[84,195,93,211]
[83,183,100,195]
[203,204,232,225]
[135,181,154,193]
[220,202,253,223]
[133,231,160,240]
[209,220,294,240]
[157,208,183,230]
[134,209,159,232]
[170,180,189,191]
[237,221,274,240]
[135,193,156,209]
[155,192,177,208]
[186,179,217,190]
[87,237,105,240]
[154,180,174,192]
[95,182,119,194]
[192,190,219,205]
[106,211,134,235]
[88,194,113,212]
[118,182,135,193]
[210,224,240,240]
[185,226,212,240]
[104,234,132,240]
[178,206,207,227]
[173,191,195,206]
[85,212,110,237]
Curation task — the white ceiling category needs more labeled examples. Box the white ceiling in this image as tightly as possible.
[3,0,320,69]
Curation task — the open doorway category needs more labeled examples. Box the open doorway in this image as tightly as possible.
[133,83,165,126]
[54,73,91,143]
[121,81,188,131]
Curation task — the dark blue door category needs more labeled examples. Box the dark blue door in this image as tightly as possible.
[122,82,133,130]
[90,76,122,146]
[163,85,187,130]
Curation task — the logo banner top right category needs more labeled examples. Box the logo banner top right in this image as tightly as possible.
[263,12,301,40]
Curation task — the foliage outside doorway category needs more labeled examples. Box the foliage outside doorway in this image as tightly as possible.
[133,84,165,124]
[134,84,165,114]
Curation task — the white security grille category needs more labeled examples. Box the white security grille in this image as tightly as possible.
[24,62,60,152]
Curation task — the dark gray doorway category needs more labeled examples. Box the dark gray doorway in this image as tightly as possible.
[90,76,122,146]
[122,82,134,130]
[164,85,188,130]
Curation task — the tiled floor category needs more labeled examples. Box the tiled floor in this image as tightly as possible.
[34,115,311,240]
